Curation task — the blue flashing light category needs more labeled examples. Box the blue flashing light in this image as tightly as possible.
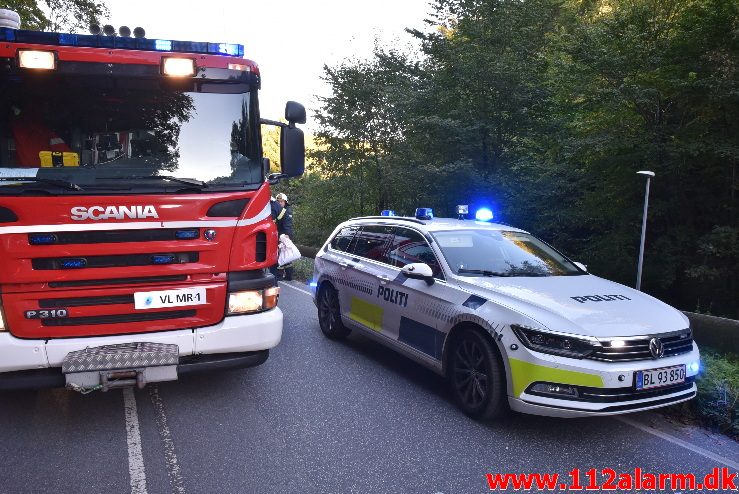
[155,39,173,51]
[0,27,246,58]
[309,282,318,288]
[175,229,199,240]
[475,208,494,222]
[380,210,396,217]
[212,43,243,56]
[689,361,700,373]
[151,254,176,265]
[415,208,433,220]
[29,233,58,245]
[60,258,86,269]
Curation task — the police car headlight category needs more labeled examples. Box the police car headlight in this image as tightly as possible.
[511,325,598,359]
[227,287,280,315]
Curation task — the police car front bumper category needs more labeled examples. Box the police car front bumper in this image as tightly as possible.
[505,344,700,418]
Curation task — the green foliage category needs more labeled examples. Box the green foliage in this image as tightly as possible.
[668,351,739,439]
[301,0,738,317]
[289,257,315,283]
[5,0,109,32]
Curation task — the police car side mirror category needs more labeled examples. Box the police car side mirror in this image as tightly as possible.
[574,262,588,272]
[402,263,434,284]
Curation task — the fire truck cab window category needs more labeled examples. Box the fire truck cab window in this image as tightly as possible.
[0,73,263,188]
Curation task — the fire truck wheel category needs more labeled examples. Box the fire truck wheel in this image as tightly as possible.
[317,284,351,339]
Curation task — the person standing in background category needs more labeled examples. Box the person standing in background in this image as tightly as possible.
[274,192,295,281]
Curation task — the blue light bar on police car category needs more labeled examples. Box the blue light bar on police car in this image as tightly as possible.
[0,27,245,58]
[475,208,494,222]
[380,210,396,216]
[415,208,433,220]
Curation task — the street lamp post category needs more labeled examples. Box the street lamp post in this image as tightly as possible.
[636,170,655,291]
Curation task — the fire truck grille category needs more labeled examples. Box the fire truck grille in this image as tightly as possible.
[41,309,196,326]
[28,228,200,245]
[32,252,199,270]
[588,329,693,362]
[40,295,134,307]
[49,275,188,288]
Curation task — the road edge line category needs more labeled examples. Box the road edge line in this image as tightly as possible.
[123,387,148,494]
[279,281,313,296]
[149,385,186,494]
[616,416,739,470]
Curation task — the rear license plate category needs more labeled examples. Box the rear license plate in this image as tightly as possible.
[134,288,206,310]
[636,365,686,390]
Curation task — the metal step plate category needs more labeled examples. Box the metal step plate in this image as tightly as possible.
[62,342,179,373]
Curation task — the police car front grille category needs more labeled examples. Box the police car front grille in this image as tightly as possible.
[588,329,693,362]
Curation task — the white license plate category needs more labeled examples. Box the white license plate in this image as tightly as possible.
[636,365,686,390]
[134,288,206,310]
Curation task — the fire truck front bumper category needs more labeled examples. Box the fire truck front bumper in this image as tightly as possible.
[0,308,282,391]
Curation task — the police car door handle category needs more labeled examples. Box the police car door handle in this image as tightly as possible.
[339,261,349,269]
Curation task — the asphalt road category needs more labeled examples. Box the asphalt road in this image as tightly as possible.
[1,282,737,494]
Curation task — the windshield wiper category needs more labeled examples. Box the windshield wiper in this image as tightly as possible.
[457,268,512,277]
[0,177,82,191]
[102,176,208,188]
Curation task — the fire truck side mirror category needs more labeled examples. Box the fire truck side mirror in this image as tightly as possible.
[280,126,305,178]
[285,101,306,125]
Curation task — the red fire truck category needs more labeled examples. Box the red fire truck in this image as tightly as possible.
[0,11,305,392]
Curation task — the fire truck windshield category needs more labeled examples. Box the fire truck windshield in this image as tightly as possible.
[0,72,263,194]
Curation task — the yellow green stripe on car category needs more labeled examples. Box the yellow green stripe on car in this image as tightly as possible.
[508,358,604,397]
[349,297,383,332]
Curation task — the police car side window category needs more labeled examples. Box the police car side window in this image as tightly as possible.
[330,226,359,253]
[388,227,443,278]
[351,225,394,263]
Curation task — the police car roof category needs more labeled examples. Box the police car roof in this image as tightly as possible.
[347,216,530,234]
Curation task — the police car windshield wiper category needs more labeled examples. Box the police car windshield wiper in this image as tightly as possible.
[102,176,208,188]
[457,268,512,277]
[0,177,82,190]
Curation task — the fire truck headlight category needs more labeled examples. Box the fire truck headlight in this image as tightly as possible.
[18,50,56,70]
[227,287,280,315]
[162,57,196,77]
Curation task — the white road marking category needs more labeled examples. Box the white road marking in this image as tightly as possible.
[279,281,313,296]
[149,385,187,494]
[617,416,739,470]
[123,387,148,494]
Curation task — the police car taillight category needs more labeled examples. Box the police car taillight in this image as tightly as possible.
[18,49,56,70]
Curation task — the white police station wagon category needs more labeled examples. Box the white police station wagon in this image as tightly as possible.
[312,207,700,419]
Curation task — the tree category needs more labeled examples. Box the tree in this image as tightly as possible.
[5,0,108,32]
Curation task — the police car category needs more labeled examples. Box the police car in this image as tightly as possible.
[312,207,700,419]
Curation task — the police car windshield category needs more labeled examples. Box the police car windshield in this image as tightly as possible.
[432,230,584,277]
[0,72,263,194]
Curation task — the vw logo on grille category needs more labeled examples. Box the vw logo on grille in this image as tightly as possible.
[649,337,664,359]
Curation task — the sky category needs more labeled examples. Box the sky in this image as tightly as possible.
[104,0,433,130]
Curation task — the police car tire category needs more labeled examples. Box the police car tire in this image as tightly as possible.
[317,284,351,339]
[448,329,506,420]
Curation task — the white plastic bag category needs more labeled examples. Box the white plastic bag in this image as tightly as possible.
[278,234,301,267]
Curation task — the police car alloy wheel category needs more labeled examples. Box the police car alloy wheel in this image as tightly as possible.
[449,329,506,419]
[318,285,351,339]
